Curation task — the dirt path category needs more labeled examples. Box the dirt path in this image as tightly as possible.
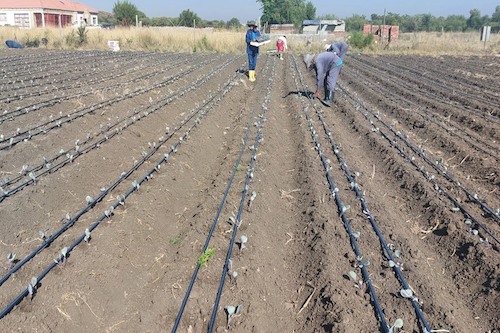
[0,50,498,333]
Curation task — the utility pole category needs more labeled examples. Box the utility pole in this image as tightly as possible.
[383,8,386,44]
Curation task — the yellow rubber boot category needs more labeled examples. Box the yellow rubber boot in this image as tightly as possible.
[249,70,256,82]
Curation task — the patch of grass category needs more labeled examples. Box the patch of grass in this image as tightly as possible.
[197,247,216,267]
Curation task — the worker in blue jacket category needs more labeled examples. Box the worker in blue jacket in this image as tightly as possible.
[304,52,343,107]
[326,42,348,61]
[245,20,261,82]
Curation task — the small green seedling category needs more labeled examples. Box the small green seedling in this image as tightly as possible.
[39,230,47,241]
[28,172,36,183]
[228,212,242,228]
[238,235,248,252]
[58,247,69,267]
[84,229,91,243]
[28,277,38,300]
[6,252,16,269]
[347,270,363,289]
[197,247,216,267]
[85,195,94,205]
[247,191,257,211]
[340,205,350,217]
[229,270,238,285]
[225,304,243,329]
[400,288,418,302]
[104,206,114,218]
[388,318,403,333]
[116,195,125,206]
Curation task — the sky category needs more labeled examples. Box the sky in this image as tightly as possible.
[85,0,499,23]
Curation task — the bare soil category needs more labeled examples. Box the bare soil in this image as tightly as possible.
[0,49,498,333]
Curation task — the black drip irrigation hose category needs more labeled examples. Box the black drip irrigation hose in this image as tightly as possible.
[289,55,390,332]
[0,52,158,100]
[338,83,500,222]
[0,65,242,320]
[207,56,276,333]
[171,55,274,333]
[350,55,499,124]
[0,55,220,150]
[0,56,239,202]
[0,61,241,286]
[338,84,500,246]
[307,89,432,331]
[377,57,500,112]
[344,62,499,162]
[0,53,207,124]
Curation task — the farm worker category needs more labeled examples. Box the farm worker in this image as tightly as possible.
[276,36,287,60]
[245,20,261,82]
[326,41,348,61]
[304,52,343,107]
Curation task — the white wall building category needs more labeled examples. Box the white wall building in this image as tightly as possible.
[0,0,98,28]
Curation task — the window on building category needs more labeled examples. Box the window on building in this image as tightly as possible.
[14,13,30,27]
[0,13,7,22]
[92,17,97,25]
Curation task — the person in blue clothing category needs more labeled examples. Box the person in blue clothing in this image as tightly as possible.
[326,41,348,61]
[304,52,343,107]
[245,20,261,82]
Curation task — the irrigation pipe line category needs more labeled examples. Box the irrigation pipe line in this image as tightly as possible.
[0,68,242,319]
[0,50,128,75]
[0,51,153,96]
[0,64,242,289]
[0,56,240,201]
[338,82,499,222]
[0,53,207,124]
[350,56,499,125]
[0,55,220,150]
[0,52,159,101]
[289,55,390,332]
[377,57,500,112]
[170,74,264,332]
[300,84,432,331]
[344,63,499,161]
[207,56,276,333]
[338,84,500,245]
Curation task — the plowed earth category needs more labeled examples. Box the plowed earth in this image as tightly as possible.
[0,49,498,333]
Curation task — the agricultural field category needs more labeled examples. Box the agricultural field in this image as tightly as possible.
[0,49,498,333]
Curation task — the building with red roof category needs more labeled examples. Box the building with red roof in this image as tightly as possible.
[0,0,98,28]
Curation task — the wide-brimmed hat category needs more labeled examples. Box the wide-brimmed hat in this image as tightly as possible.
[247,20,257,27]
[304,54,314,69]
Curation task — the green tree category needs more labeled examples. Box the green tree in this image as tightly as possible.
[98,11,116,25]
[467,9,482,30]
[401,15,419,32]
[178,9,201,27]
[305,2,316,20]
[444,15,467,31]
[113,0,140,26]
[257,0,316,27]
[226,18,241,29]
[384,12,402,27]
[492,6,500,22]
[344,14,366,31]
